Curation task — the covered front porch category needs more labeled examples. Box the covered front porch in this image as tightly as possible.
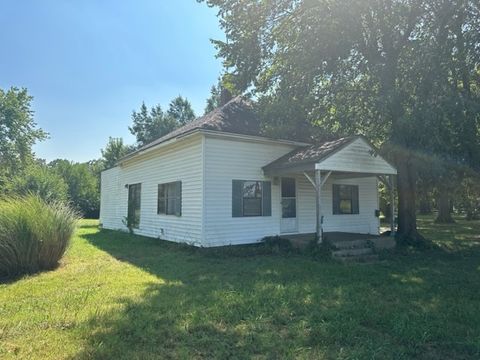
[263,136,397,244]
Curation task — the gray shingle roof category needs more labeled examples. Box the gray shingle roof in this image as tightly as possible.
[263,136,358,172]
[131,96,260,155]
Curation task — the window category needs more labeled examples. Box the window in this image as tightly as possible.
[243,181,263,216]
[158,181,182,216]
[232,180,271,217]
[333,184,359,215]
[281,178,296,218]
[127,183,141,228]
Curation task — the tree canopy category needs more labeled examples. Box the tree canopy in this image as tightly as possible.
[101,137,134,169]
[201,0,480,243]
[49,159,100,218]
[129,96,196,147]
[167,96,196,125]
[0,87,47,191]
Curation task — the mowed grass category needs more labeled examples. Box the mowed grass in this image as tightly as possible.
[1,217,479,359]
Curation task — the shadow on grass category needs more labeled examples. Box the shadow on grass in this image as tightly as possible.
[73,226,480,359]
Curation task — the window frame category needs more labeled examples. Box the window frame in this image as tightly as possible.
[232,180,271,218]
[241,180,263,217]
[127,183,142,228]
[157,181,182,217]
[333,184,359,215]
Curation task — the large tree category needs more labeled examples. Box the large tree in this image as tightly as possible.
[129,103,177,147]
[204,83,222,114]
[167,96,196,125]
[0,87,47,192]
[101,137,134,168]
[129,96,196,147]
[49,159,100,218]
[201,0,480,244]
[11,162,68,203]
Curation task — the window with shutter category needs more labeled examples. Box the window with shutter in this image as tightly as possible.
[232,180,271,217]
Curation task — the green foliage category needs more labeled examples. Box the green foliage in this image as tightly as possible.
[167,95,196,125]
[204,83,222,114]
[305,238,334,260]
[100,137,134,169]
[49,159,100,218]
[456,173,480,220]
[129,102,175,146]
[129,96,196,147]
[0,195,78,278]
[0,87,47,191]
[11,163,68,203]
[1,216,479,358]
[262,235,294,253]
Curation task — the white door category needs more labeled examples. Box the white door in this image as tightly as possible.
[280,177,298,233]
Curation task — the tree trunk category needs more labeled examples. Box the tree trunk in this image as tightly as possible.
[396,153,425,244]
[435,190,455,223]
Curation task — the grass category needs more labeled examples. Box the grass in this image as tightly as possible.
[1,216,479,359]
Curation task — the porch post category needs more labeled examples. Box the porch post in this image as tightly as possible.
[389,175,395,237]
[315,169,323,243]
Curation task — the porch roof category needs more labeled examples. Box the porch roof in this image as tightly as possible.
[262,135,397,176]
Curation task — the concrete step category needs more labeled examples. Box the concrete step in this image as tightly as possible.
[335,254,379,263]
[332,247,373,257]
[330,239,371,250]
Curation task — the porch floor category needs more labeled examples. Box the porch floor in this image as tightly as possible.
[281,232,382,249]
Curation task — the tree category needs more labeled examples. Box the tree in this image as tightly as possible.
[49,159,100,218]
[167,96,196,125]
[101,137,134,169]
[129,97,196,147]
[11,162,68,203]
[129,103,175,147]
[201,0,480,244]
[0,87,47,192]
[204,83,222,114]
[457,173,480,220]
[204,76,240,114]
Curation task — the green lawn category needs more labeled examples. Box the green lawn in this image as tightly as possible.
[1,217,479,359]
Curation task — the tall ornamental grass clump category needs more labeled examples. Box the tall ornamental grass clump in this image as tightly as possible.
[0,195,79,278]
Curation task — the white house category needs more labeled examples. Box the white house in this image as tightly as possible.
[100,97,397,247]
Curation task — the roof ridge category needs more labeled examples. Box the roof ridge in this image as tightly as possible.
[118,96,259,163]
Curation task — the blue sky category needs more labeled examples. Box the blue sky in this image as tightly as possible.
[0,1,224,162]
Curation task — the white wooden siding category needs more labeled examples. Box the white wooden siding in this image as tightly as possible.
[100,166,123,229]
[317,138,396,174]
[100,134,204,245]
[100,132,383,247]
[296,175,380,235]
[203,136,297,247]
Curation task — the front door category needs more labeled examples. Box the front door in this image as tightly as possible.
[280,177,297,233]
[127,183,141,229]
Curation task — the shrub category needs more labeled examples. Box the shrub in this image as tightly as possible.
[262,235,294,253]
[0,195,79,278]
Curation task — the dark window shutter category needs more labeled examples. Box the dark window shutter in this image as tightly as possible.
[333,184,340,214]
[262,181,271,216]
[175,181,182,216]
[352,185,359,214]
[232,180,244,217]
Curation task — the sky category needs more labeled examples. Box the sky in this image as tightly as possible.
[0,1,224,162]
